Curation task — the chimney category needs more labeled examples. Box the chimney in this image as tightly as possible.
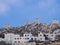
[24,21,29,26]
[4,24,11,28]
[34,18,39,24]
[53,19,59,24]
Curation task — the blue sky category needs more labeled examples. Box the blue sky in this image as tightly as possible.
[0,0,60,27]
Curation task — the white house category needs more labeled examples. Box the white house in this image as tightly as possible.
[12,34,24,45]
[53,29,60,35]
[37,32,45,41]
[4,33,15,44]
[53,29,60,40]
[23,32,36,42]
[4,33,24,45]
[44,33,55,41]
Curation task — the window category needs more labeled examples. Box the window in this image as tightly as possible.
[46,35,48,36]
[28,35,29,36]
[15,41,17,43]
[15,38,16,40]
[18,41,20,43]
[55,33,57,34]
[27,38,29,39]
[51,35,53,36]
[40,35,42,36]
[25,35,29,37]
[40,38,42,40]
[25,35,26,36]
[17,38,19,39]
[20,38,21,39]
[31,38,33,40]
